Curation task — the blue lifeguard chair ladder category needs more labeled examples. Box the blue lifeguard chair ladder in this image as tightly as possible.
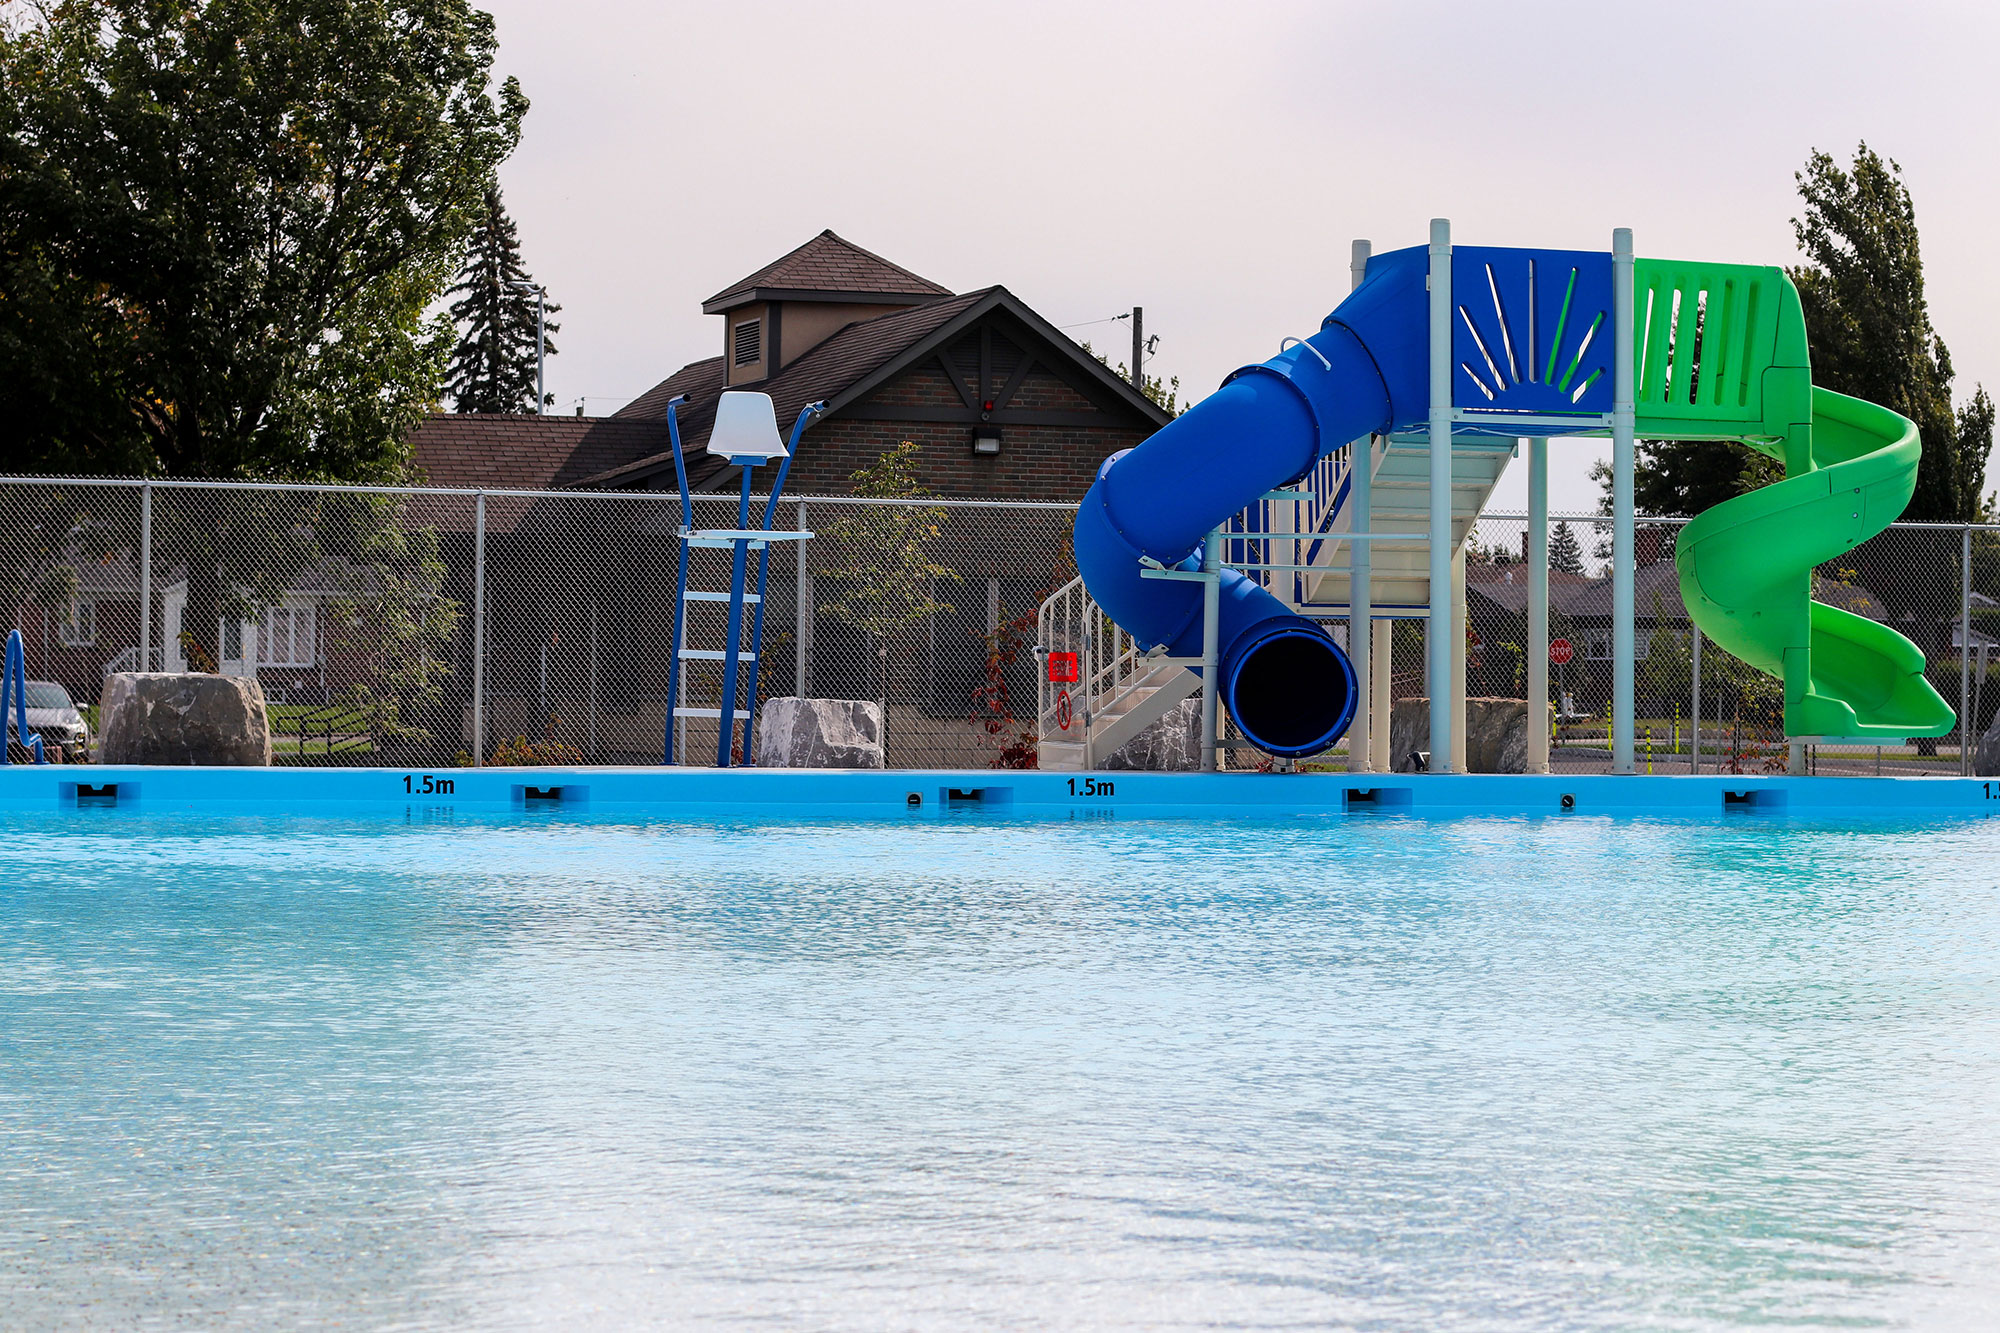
[3,628,49,765]
[662,392,824,766]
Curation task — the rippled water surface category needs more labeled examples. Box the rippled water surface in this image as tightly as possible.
[4,808,2000,1330]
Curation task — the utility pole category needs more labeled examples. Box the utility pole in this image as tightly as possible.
[509,280,547,414]
[1130,306,1143,391]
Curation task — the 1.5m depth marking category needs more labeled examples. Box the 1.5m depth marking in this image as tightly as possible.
[1066,777,1114,798]
[403,774,455,796]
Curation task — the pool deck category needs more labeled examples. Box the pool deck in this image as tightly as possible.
[2,764,1998,820]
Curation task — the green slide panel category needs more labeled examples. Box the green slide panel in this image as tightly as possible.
[1635,258,1954,740]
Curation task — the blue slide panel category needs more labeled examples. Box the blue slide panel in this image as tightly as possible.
[1451,246,1614,419]
[1073,254,1431,757]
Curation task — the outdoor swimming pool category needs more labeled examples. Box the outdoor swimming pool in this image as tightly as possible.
[4,808,1999,1329]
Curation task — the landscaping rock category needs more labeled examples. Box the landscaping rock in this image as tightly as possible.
[1388,697,1548,773]
[757,697,885,769]
[1101,695,1204,771]
[1975,713,2000,776]
[97,672,272,766]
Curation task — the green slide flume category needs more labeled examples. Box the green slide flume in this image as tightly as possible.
[1634,258,1955,741]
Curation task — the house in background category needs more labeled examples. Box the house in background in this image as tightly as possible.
[411,229,1171,500]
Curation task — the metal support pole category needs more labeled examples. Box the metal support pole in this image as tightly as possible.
[1450,542,1468,773]
[1131,307,1144,391]
[1371,621,1393,772]
[1349,238,1374,772]
[1526,439,1549,774]
[138,481,153,673]
[1690,625,1702,775]
[795,499,810,698]
[1611,226,1637,774]
[1427,218,1455,772]
[1963,523,1974,775]
[1200,525,1221,773]
[716,469,757,767]
[471,490,487,767]
[536,290,546,414]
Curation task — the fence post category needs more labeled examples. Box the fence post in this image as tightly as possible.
[472,490,486,768]
[138,481,153,671]
[1690,624,1702,775]
[796,497,810,698]
[1963,522,1974,776]
[1200,524,1221,773]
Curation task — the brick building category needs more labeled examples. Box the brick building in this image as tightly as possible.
[411,230,1171,498]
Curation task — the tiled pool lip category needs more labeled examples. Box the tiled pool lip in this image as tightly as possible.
[3,764,1998,819]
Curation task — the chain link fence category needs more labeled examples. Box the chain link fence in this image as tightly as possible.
[0,478,1075,771]
[3,476,1991,774]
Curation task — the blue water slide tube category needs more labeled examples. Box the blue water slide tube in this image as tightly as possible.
[1072,247,1429,756]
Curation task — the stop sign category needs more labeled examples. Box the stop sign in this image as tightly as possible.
[1548,638,1574,665]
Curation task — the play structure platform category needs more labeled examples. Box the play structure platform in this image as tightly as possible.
[1041,220,1954,775]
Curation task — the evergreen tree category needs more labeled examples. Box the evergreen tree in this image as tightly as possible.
[444,183,559,413]
[1790,143,1989,521]
[1548,522,1586,575]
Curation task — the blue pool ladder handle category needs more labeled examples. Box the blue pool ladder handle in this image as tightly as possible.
[2,629,49,765]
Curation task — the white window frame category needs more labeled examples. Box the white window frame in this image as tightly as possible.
[57,598,96,648]
[255,601,318,669]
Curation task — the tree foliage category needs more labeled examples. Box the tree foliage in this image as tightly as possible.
[1547,521,1587,575]
[1791,143,1988,522]
[0,0,524,480]
[816,441,960,702]
[444,182,559,413]
[0,0,524,667]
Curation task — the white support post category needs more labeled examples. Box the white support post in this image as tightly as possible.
[1526,439,1549,773]
[1348,238,1374,772]
[471,490,487,768]
[1200,524,1221,773]
[1450,542,1468,773]
[1427,218,1455,773]
[796,498,810,697]
[137,481,153,673]
[1611,227,1637,774]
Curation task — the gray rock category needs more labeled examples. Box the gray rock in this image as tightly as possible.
[1976,713,2000,776]
[757,697,885,769]
[1101,696,1204,771]
[98,672,272,766]
[1387,697,1550,773]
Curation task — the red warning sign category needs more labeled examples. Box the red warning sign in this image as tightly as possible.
[1046,651,1079,684]
[1055,690,1073,731]
[1548,638,1574,665]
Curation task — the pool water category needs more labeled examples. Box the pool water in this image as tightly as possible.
[3,809,1999,1330]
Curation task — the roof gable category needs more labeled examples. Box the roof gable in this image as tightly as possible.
[593,287,1170,491]
[703,230,951,313]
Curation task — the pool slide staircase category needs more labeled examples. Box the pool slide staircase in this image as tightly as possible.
[3,629,49,765]
[1051,239,1949,768]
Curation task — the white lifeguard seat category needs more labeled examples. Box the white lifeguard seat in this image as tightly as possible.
[707,391,788,464]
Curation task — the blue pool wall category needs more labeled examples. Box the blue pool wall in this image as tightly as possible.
[3,765,1998,820]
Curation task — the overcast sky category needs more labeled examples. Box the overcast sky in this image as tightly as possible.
[483,0,1999,514]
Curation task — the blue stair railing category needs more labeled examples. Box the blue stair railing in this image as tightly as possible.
[3,629,49,765]
[662,394,825,766]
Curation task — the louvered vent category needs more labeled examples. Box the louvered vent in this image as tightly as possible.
[733,319,762,366]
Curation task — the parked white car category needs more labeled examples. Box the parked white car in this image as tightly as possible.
[19,680,91,762]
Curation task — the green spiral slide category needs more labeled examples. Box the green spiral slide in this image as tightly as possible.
[1638,259,1956,740]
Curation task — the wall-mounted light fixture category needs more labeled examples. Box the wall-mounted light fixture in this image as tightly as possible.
[971,424,1003,455]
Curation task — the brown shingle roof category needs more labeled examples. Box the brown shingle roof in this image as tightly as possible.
[702,230,951,312]
[408,414,675,491]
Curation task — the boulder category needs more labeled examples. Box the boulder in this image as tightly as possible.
[1388,697,1549,773]
[98,672,271,766]
[1976,713,2000,776]
[1101,696,1204,771]
[757,697,885,769]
